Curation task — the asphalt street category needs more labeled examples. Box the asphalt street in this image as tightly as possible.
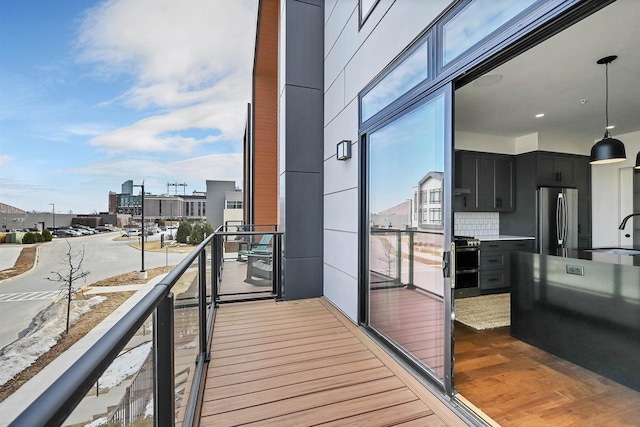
[0,232,189,350]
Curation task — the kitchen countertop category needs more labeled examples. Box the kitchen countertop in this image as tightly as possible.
[540,246,640,266]
[477,235,535,241]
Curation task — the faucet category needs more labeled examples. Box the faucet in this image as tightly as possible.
[618,213,640,230]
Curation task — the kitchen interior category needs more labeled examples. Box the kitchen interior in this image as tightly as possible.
[451,0,640,424]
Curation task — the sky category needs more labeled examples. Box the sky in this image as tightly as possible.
[0,0,258,214]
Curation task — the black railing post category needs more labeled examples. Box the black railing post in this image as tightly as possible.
[396,231,402,284]
[408,230,415,288]
[212,235,219,305]
[198,249,207,354]
[154,293,174,427]
[274,233,283,300]
[209,238,216,305]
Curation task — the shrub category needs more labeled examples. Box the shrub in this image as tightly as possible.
[35,232,44,242]
[190,223,204,245]
[176,221,192,244]
[22,232,36,244]
[42,228,53,241]
[202,221,214,237]
[156,218,165,226]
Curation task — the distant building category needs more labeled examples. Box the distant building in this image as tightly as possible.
[107,180,238,225]
[205,181,239,229]
[223,190,244,228]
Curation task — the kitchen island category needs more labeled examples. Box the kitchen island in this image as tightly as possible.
[511,247,640,392]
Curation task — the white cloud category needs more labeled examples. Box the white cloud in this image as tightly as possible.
[76,0,256,108]
[88,96,246,153]
[64,153,243,188]
[75,0,257,153]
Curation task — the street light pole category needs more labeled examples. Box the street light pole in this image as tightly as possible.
[49,203,55,231]
[133,182,147,279]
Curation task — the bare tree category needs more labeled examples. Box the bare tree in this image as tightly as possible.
[47,240,91,334]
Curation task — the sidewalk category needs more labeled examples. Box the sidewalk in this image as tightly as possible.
[0,246,22,271]
[0,273,167,426]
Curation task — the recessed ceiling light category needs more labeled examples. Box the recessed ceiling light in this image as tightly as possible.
[535,113,545,118]
[606,125,615,129]
[472,74,503,87]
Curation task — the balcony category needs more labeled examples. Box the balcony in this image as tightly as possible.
[6,226,464,427]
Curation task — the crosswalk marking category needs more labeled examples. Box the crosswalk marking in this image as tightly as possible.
[0,291,60,303]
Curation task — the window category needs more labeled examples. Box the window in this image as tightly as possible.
[226,201,243,209]
[442,0,537,66]
[361,40,429,123]
[429,189,441,203]
[360,0,380,26]
[429,208,442,223]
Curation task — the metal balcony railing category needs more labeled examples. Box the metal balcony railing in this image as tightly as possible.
[9,225,283,427]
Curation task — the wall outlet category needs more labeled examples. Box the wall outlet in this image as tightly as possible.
[566,265,584,276]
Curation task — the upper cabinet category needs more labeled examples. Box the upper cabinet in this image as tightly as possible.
[455,151,514,212]
[537,154,575,187]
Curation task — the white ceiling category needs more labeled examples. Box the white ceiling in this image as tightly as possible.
[455,0,640,151]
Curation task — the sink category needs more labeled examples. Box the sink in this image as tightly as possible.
[586,248,640,256]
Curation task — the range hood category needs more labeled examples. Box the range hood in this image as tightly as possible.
[454,188,471,195]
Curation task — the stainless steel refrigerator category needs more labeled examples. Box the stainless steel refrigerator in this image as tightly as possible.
[537,187,578,253]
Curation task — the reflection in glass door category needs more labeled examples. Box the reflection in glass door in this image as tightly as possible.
[366,88,452,389]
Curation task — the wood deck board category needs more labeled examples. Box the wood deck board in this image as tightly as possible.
[201,298,465,427]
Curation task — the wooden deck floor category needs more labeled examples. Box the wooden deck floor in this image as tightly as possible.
[455,323,640,426]
[217,257,273,302]
[200,298,465,427]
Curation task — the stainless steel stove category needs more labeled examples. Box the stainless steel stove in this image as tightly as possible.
[453,235,481,298]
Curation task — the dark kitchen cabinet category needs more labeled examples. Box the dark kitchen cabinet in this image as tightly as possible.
[480,239,533,291]
[455,151,479,210]
[494,157,514,211]
[455,151,514,212]
[537,154,574,187]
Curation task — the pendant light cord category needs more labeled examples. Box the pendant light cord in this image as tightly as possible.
[605,61,609,129]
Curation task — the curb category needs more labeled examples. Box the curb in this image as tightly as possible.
[0,242,47,284]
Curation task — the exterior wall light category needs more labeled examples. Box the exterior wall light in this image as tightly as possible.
[337,140,352,160]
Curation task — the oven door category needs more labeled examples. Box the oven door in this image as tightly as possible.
[454,246,480,298]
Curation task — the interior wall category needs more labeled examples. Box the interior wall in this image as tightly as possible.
[455,129,593,156]
[454,131,516,154]
[592,130,640,246]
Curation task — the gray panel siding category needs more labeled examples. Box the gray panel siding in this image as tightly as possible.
[285,86,323,173]
[283,256,323,299]
[280,0,324,300]
[284,171,323,258]
[286,0,324,90]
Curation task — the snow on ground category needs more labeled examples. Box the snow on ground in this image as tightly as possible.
[0,295,106,387]
[97,341,152,389]
[84,416,109,427]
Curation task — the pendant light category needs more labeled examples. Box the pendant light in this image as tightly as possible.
[590,55,626,165]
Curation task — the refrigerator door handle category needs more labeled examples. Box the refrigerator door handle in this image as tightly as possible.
[562,193,569,245]
[556,193,563,245]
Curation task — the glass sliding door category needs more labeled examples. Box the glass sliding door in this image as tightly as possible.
[366,86,452,390]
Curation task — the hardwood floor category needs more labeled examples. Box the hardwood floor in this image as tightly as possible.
[454,323,640,426]
[200,298,464,427]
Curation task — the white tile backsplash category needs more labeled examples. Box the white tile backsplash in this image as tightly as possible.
[454,212,499,236]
